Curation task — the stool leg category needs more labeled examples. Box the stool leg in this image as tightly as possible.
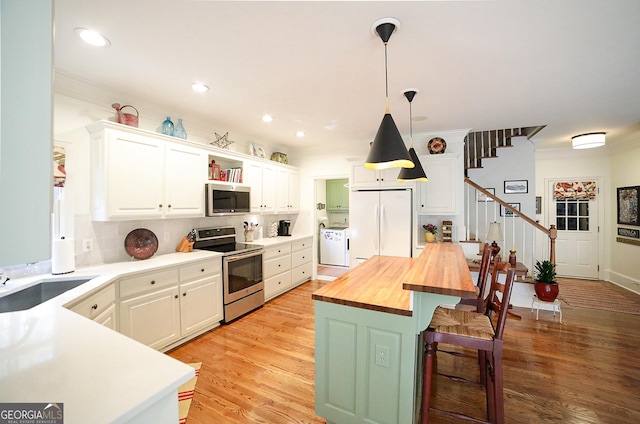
[421,339,436,424]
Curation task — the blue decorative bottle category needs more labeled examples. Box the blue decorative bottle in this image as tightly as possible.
[174,118,187,139]
[162,117,174,136]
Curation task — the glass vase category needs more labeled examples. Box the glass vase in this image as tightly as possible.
[161,117,174,136]
[174,118,187,139]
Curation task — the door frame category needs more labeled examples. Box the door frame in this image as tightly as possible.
[544,177,604,280]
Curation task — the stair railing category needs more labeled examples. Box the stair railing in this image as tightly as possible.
[464,177,557,269]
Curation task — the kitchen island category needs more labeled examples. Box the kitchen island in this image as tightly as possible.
[312,243,476,424]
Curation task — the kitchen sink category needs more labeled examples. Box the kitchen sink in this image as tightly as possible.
[0,278,93,313]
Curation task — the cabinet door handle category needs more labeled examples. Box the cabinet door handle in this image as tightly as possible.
[183,292,187,296]
[201,268,205,272]
[91,304,98,310]
[168,204,172,208]
[150,280,156,285]
[159,204,163,208]
[174,294,179,299]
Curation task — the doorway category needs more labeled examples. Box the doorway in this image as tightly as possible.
[314,176,349,280]
[546,179,602,279]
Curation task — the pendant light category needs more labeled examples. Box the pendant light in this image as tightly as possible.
[365,18,414,171]
[397,90,428,182]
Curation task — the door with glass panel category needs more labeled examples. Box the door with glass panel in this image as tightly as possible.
[547,180,600,279]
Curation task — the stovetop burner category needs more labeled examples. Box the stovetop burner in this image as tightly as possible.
[191,226,262,256]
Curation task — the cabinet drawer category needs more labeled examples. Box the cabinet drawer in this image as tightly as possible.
[70,284,116,319]
[263,243,292,260]
[292,238,312,252]
[119,269,179,298]
[264,270,292,298]
[180,259,221,282]
[292,263,312,284]
[264,255,291,277]
[291,247,312,268]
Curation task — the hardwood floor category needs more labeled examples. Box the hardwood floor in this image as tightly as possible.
[169,279,640,423]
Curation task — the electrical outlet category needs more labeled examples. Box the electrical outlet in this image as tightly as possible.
[83,239,93,252]
[375,345,390,368]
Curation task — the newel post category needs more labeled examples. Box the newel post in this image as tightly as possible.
[548,225,557,265]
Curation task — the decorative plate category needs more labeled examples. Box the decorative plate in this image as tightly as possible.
[124,228,159,260]
[428,137,447,154]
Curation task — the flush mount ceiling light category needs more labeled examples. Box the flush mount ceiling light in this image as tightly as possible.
[191,82,209,93]
[296,131,305,138]
[262,114,274,123]
[572,132,606,149]
[397,90,428,182]
[74,28,110,47]
[365,18,414,171]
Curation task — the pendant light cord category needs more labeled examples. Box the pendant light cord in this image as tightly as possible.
[409,100,414,148]
[384,43,390,113]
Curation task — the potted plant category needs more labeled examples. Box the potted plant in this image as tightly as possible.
[423,224,437,243]
[534,260,559,302]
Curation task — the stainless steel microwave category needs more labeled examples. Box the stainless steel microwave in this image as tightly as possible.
[205,183,251,216]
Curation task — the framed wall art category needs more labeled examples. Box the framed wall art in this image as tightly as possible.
[477,188,495,202]
[617,185,639,226]
[504,180,528,194]
[500,202,521,217]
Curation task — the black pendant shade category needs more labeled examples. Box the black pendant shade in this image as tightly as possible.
[366,113,414,170]
[397,147,428,182]
[397,90,428,181]
[364,19,413,171]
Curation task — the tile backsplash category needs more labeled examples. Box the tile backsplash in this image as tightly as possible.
[74,213,298,266]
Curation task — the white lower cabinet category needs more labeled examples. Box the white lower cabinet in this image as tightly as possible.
[264,243,292,300]
[120,285,182,350]
[119,258,222,351]
[178,260,223,336]
[263,237,313,301]
[291,238,313,285]
[68,284,118,330]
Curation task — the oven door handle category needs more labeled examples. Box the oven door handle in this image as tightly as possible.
[225,250,264,263]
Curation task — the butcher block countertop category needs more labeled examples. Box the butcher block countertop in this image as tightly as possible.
[312,243,476,316]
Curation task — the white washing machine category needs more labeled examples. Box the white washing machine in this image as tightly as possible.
[320,227,349,267]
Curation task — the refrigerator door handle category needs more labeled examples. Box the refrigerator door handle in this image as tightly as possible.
[374,203,379,251]
[380,203,385,251]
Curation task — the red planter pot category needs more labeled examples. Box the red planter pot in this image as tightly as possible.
[534,282,559,302]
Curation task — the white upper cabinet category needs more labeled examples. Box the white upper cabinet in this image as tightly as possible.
[276,167,300,213]
[350,163,405,188]
[416,154,458,215]
[88,121,206,221]
[164,143,207,217]
[245,160,277,213]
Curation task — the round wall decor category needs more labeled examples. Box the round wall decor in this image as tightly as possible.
[428,137,447,154]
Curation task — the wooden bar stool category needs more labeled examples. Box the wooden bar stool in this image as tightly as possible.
[420,261,516,424]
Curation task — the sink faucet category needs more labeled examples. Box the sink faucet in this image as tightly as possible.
[0,269,9,285]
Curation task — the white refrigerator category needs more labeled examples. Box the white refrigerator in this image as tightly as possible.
[349,189,413,268]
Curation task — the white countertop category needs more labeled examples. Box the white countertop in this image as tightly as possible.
[0,250,222,423]
[248,234,312,247]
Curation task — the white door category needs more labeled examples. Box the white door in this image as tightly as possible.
[547,180,600,279]
[379,190,412,257]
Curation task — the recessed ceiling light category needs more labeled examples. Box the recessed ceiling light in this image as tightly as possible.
[75,28,110,47]
[191,82,209,93]
[296,131,305,138]
[262,115,273,123]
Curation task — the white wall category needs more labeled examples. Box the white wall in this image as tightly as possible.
[609,138,640,292]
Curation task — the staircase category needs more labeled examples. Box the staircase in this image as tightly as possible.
[461,125,556,278]
[464,126,545,176]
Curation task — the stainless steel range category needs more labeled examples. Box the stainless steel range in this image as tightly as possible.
[192,226,264,323]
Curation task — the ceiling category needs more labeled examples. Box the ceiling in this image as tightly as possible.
[53,0,640,152]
